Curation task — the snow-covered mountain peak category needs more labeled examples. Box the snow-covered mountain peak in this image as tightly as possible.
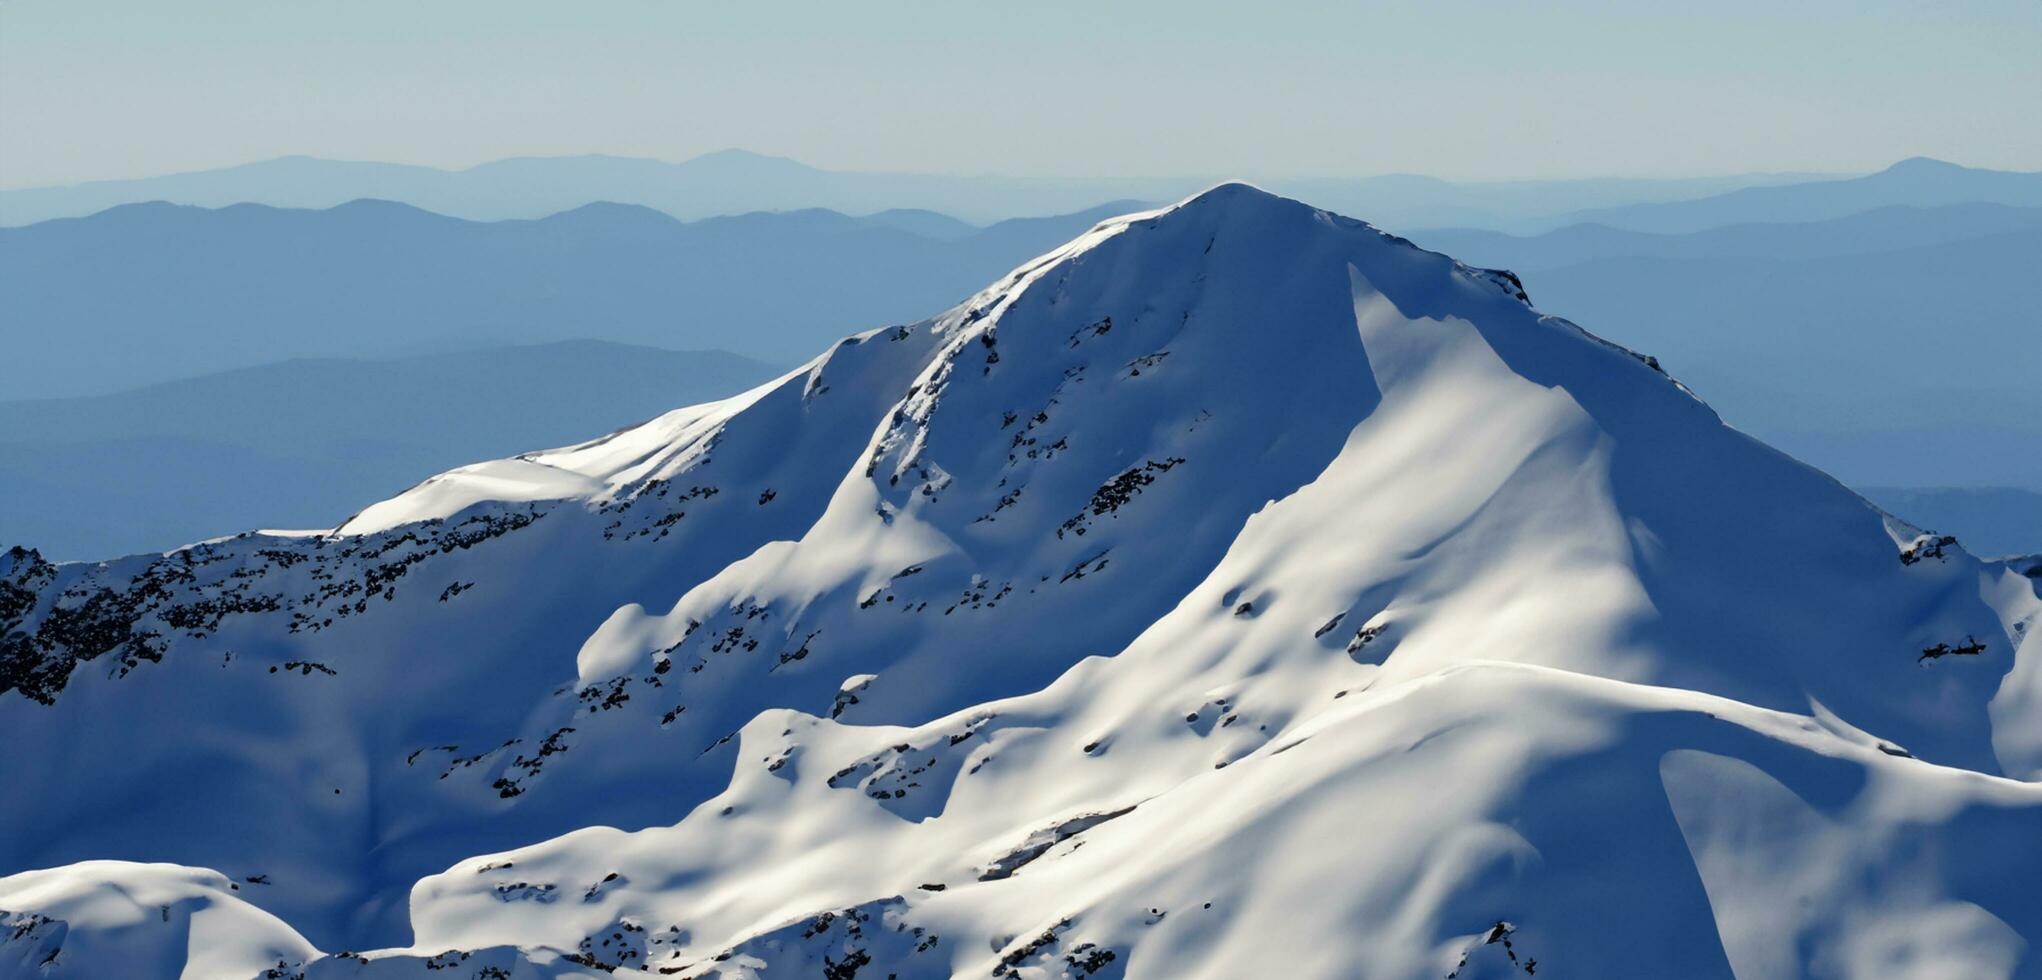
[335,181,1539,542]
[936,179,1531,339]
[5,193,2041,978]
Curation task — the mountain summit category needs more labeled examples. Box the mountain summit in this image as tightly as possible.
[3,186,2039,978]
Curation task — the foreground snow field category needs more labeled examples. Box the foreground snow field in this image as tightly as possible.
[4,185,2039,979]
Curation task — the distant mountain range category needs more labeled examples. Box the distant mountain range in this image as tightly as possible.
[8,152,2039,237]
[0,341,782,558]
[9,184,2037,491]
[1414,201,2042,272]
[0,148,1836,230]
[1498,225,2042,490]
[1566,157,2042,234]
[5,159,2039,560]
[0,198,1140,398]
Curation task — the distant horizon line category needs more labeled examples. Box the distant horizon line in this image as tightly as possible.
[10,147,1992,195]
[11,194,1168,233]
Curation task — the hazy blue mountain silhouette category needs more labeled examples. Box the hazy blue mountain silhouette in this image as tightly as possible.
[0,152,852,225]
[1414,202,2042,272]
[1861,486,2042,559]
[1560,158,2042,234]
[8,182,2038,557]
[0,198,1142,398]
[0,341,782,559]
[846,208,979,240]
[1511,227,2042,491]
[0,149,1829,230]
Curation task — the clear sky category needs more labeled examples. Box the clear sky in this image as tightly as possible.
[3,0,2038,188]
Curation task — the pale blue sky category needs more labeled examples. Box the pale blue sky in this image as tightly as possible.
[3,0,2038,188]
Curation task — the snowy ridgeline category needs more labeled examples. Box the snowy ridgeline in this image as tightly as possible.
[3,185,2040,980]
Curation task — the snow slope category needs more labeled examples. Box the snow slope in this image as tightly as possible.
[3,185,2039,979]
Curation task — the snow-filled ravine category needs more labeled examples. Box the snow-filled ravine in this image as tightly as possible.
[4,185,2040,979]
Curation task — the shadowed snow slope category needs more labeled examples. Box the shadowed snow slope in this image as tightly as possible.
[4,185,2040,979]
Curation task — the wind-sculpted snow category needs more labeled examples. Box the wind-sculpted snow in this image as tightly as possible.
[4,185,2041,979]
